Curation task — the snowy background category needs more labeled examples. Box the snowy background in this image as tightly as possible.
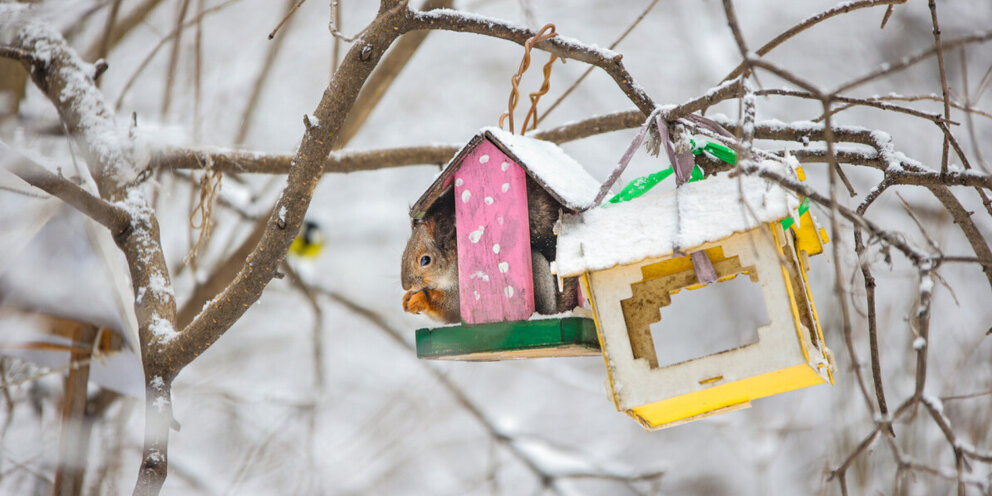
[2,0,992,494]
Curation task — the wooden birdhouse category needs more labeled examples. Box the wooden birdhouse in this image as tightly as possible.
[410,127,603,360]
[554,165,835,430]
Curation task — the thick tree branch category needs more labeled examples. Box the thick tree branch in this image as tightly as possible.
[170,2,415,371]
[11,25,137,200]
[153,77,747,176]
[4,17,180,495]
[408,8,656,116]
[335,0,453,146]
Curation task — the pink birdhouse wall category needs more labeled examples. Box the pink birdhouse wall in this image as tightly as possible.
[453,140,535,324]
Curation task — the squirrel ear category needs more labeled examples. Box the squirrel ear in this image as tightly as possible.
[425,213,457,252]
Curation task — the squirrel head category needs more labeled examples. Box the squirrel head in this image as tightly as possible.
[401,213,458,294]
[401,211,460,323]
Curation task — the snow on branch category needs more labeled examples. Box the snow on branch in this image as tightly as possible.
[408,7,655,115]
[5,15,142,200]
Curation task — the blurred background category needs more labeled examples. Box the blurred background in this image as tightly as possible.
[1,0,991,494]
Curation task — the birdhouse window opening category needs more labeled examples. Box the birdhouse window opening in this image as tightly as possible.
[620,246,769,370]
[644,273,767,369]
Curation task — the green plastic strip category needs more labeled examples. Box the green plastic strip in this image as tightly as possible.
[780,197,811,230]
[416,317,601,361]
[607,139,737,205]
[694,140,737,165]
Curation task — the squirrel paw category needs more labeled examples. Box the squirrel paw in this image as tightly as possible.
[403,289,431,314]
[403,288,454,322]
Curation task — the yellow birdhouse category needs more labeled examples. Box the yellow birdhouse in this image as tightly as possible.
[554,164,834,430]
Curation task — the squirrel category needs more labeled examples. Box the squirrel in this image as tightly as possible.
[401,176,578,324]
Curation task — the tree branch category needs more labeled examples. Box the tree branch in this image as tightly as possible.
[408,8,656,115]
[1,144,130,236]
[170,1,415,372]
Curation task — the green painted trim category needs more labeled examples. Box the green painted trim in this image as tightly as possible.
[416,317,601,360]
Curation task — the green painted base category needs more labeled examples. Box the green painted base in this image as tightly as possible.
[416,317,601,361]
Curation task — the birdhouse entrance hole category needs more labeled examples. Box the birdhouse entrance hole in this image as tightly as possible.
[644,275,765,369]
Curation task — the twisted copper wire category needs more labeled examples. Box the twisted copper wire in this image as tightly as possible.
[499,24,558,135]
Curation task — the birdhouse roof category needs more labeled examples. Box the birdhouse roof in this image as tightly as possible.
[554,163,803,276]
[410,127,602,218]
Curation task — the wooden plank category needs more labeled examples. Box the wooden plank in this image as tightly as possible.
[482,130,588,212]
[53,324,96,496]
[454,139,535,324]
[416,317,601,360]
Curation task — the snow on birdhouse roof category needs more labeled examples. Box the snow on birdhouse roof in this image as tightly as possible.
[410,127,601,218]
[554,162,802,276]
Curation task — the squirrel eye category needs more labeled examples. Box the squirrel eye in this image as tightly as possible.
[420,255,431,266]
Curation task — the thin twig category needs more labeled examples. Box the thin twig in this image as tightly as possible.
[317,286,664,493]
[928,0,952,176]
[236,0,300,146]
[834,29,992,95]
[161,0,192,118]
[268,0,307,39]
[114,0,244,111]
[724,0,906,81]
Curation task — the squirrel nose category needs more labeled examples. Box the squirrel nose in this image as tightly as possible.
[404,276,424,291]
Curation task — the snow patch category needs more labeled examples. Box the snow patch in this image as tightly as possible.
[147,272,173,300]
[153,395,170,412]
[150,376,165,390]
[557,162,799,275]
[483,127,601,210]
[148,315,177,343]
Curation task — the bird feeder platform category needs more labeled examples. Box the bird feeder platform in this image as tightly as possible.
[416,316,600,360]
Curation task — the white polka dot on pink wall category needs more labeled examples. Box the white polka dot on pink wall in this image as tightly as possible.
[501,162,509,171]
[468,226,485,243]
[461,190,471,202]
[479,154,490,164]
